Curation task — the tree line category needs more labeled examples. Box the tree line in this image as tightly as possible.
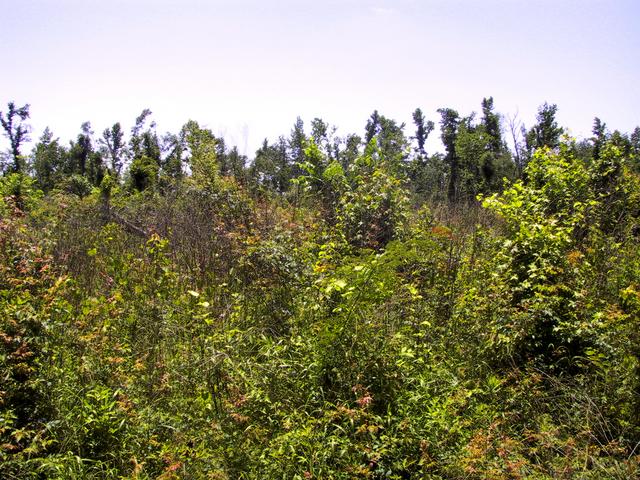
[4,98,638,204]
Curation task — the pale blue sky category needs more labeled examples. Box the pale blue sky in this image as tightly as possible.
[1,0,639,156]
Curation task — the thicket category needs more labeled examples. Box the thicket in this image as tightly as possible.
[1,101,640,478]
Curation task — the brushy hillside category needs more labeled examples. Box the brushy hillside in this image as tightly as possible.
[1,103,640,478]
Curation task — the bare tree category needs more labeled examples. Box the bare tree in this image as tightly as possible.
[507,111,525,177]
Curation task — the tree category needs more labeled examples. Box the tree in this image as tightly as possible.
[67,122,104,186]
[225,146,247,182]
[130,109,151,158]
[288,117,306,178]
[364,110,381,144]
[437,108,460,202]
[630,126,640,172]
[338,141,409,249]
[483,138,638,370]
[310,117,328,146]
[295,138,345,222]
[127,110,162,191]
[377,115,408,169]
[160,132,185,181]
[480,97,502,154]
[411,108,434,157]
[0,102,30,173]
[407,108,438,198]
[454,118,485,199]
[130,109,160,164]
[479,98,513,190]
[363,111,408,173]
[181,120,219,187]
[68,122,92,176]
[506,112,526,177]
[525,102,564,153]
[100,122,126,178]
[310,117,336,160]
[250,137,290,193]
[591,117,608,160]
[338,133,361,172]
[31,128,67,191]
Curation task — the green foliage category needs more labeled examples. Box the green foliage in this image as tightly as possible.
[100,122,126,178]
[128,155,159,192]
[0,210,70,477]
[249,137,291,194]
[1,107,639,478]
[525,102,564,153]
[478,139,640,455]
[31,128,67,192]
[0,172,43,212]
[61,173,94,198]
[411,107,434,157]
[182,120,219,188]
[482,142,607,365]
[296,138,346,221]
[0,102,30,173]
[337,141,410,250]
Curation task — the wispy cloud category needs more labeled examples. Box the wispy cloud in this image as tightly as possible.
[371,6,395,15]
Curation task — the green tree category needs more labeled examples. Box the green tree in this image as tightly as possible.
[69,122,105,186]
[160,132,185,181]
[182,120,218,187]
[288,117,306,179]
[407,108,439,198]
[250,137,290,193]
[127,110,161,191]
[454,117,486,199]
[525,102,564,153]
[130,109,153,159]
[99,122,126,178]
[453,98,514,199]
[338,133,361,171]
[296,138,345,221]
[630,126,640,171]
[364,110,381,144]
[483,138,638,370]
[70,122,92,176]
[310,117,338,161]
[411,107,434,158]
[591,117,608,160]
[206,135,247,181]
[437,107,460,202]
[0,102,30,173]
[31,128,67,191]
[377,115,409,170]
[225,146,247,182]
[128,156,158,191]
[480,97,502,154]
[364,111,409,172]
[339,141,409,249]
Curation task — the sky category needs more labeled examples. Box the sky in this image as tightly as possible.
[1,0,639,157]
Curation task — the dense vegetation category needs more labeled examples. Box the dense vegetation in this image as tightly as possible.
[1,99,639,478]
